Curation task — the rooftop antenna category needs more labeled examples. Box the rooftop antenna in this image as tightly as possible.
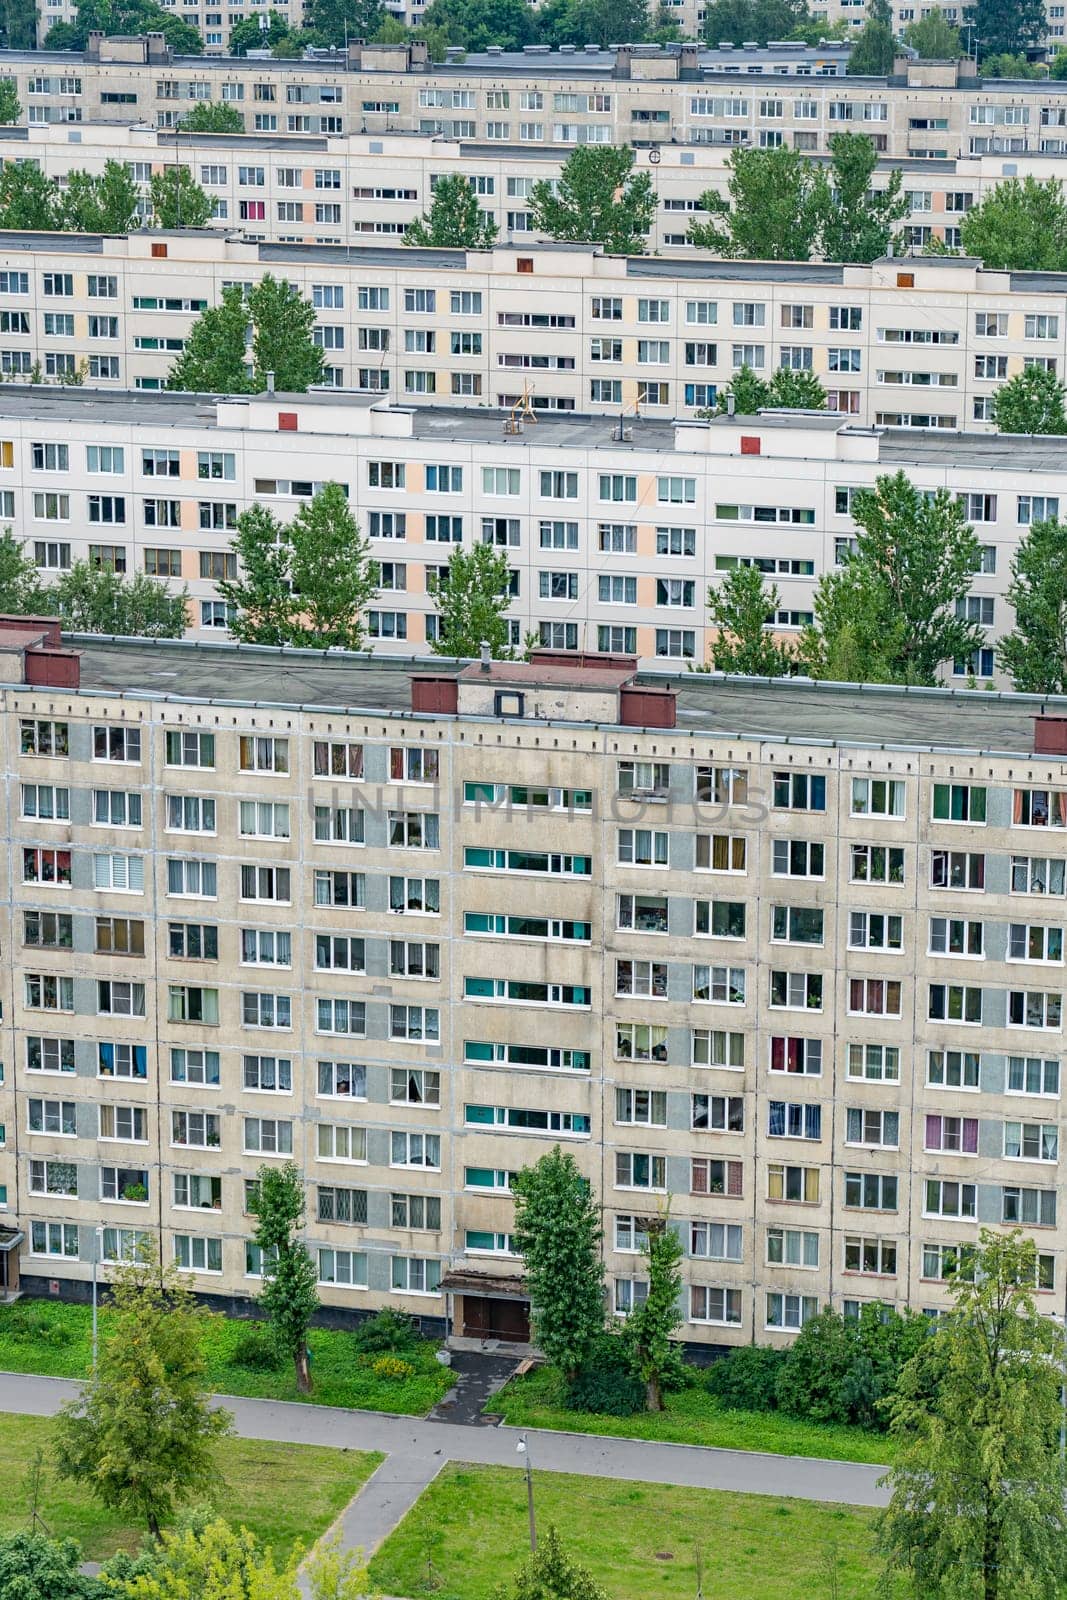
[504,381,536,433]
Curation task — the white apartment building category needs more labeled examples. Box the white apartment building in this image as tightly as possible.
[5,39,1066,163]
[0,233,1065,427]
[3,625,1067,1343]
[4,120,1065,252]
[0,384,1050,674]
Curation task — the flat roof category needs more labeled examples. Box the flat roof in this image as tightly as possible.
[42,635,1067,756]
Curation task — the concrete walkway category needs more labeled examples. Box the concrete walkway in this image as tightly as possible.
[0,1370,890,1536]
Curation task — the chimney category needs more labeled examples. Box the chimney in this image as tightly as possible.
[479,641,492,671]
[1034,716,1067,755]
[727,393,736,416]
[265,370,275,394]
[0,616,80,688]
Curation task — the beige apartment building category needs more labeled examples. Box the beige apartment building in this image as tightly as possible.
[6,120,1067,252]
[2,625,1067,1343]
[0,384,1050,675]
[5,38,1067,162]
[1,233,1067,427]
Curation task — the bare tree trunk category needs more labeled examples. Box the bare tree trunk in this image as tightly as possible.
[646,1375,663,1412]
[295,1343,312,1394]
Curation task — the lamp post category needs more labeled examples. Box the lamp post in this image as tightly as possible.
[91,1226,103,1371]
[516,1434,536,1552]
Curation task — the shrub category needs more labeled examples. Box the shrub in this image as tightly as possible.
[229,1324,284,1371]
[350,1308,419,1355]
[371,1355,414,1382]
[2,1305,74,1348]
[566,1364,645,1417]
[705,1345,786,1412]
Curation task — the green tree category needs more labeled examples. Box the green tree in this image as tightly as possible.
[249,274,325,392]
[490,1526,608,1600]
[998,517,1067,692]
[283,483,377,649]
[799,563,904,683]
[959,177,1067,270]
[180,101,245,132]
[0,528,48,614]
[992,362,1067,433]
[44,0,203,49]
[0,79,20,124]
[0,0,36,48]
[428,542,518,659]
[688,144,822,260]
[218,504,292,644]
[530,146,656,256]
[0,1533,99,1600]
[701,0,809,44]
[50,561,188,638]
[981,47,1044,73]
[222,487,377,649]
[0,162,60,231]
[512,1147,604,1381]
[52,1247,232,1536]
[711,363,772,414]
[227,9,292,50]
[803,470,983,685]
[845,15,896,73]
[167,284,251,393]
[404,172,498,248]
[1050,47,1067,74]
[879,1228,1067,1600]
[150,164,216,229]
[705,564,798,677]
[620,1219,683,1412]
[251,1162,319,1395]
[60,160,141,233]
[966,0,1046,61]
[818,131,907,263]
[539,0,649,47]
[904,5,962,53]
[767,366,826,407]
[302,0,384,43]
[420,0,538,48]
[102,1519,299,1600]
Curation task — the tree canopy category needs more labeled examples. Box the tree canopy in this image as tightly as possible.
[168,277,325,394]
[180,101,245,132]
[491,1527,608,1600]
[0,158,214,235]
[302,0,385,43]
[512,1147,604,1381]
[428,542,520,659]
[250,1162,319,1394]
[846,16,896,73]
[44,0,203,51]
[967,0,1047,60]
[421,0,538,49]
[620,1219,683,1412]
[903,5,962,54]
[992,363,1067,434]
[959,176,1067,270]
[0,1533,99,1600]
[0,78,19,125]
[52,1247,232,1535]
[705,563,798,677]
[52,561,189,638]
[998,516,1067,692]
[530,145,656,256]
[404,173,498,248]
[150,164,216,229]
[689,134,905,263]
[800,470,983,685]
[701,0,810,45]
[220,486,379,649]
[879,1228,1067,1600]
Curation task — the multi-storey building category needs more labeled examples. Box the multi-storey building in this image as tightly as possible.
[6,120,1066,252]
[2,234,1067,426]
[0,385,1050,674]
[3,624,1067,1343]
[6,38,1067,160]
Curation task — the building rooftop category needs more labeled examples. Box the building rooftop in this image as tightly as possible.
[32,635,1067,757]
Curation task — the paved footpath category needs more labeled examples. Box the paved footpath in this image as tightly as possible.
[0,1368,888,1564]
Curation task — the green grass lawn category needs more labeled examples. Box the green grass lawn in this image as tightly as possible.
[0,1411,381,1561]
[490,1366,893,1466]
[0,1299,453,1414]
[368,1463,882,1600]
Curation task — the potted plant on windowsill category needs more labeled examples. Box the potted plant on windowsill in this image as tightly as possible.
[122,1182,148,1203]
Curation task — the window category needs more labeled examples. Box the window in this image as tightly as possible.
[168,986,219,1025]
[1009,990,1062,1029]
[166,730,214,768]
[771,906,823,945]
[168,859,217,899]
[1007,1055,1060,1097]
[933,783,986,823]
[925,1113,979,1154]
[772,772,825,812]
[315,935,366,974]
[852,843,904,882]
[844,1237,896,1276]
[849,912,903,951]
[1002,1187,1057,1227]
[240,865,290,903]
[244,1055,292,1094]
[20,719,68,757]
[22,784,69,822]
[931,851,985,890]
[769,1037,822,1076]
[852,777,905,817]
[169,1049,220,1087]
[168,795,216,834]
[94,725,140,764]
[615,1153,666,1190]
[93,853,144,893]
[98,1104,147,1142]
[770,972,823,1011]
[23,914,72,951]
[1012,857,1067,896]
[695,834,747,874]
[616,1024,668,1063]
[239,735,288,774]
[767,1165,819,1203]
[245,1117,293,1156]
[170,922,219,961]
[767,1227,819,1268]
[616,1088,668,1126]
[846,1172,898,1212]
[390,1005,439,1041]
[1004,1120,1058,1161]
[693,966,746,1005]
[391,1131,441,1169]
[929,917,984,957]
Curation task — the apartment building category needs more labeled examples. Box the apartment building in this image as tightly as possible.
[0,384,1045,674]
[3,626,1067,1342]
[7,38,1067,163]
[0,234,1066,426]
[4,120,1062,252]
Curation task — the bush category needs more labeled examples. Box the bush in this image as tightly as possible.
[705,1345,785,1412]
[773,1303,931,1431]
[229,1324,284,1371]
[350,1308,419,1355]
[2,1305,74,1348]
[567,1356,645,1418]
[371,1355,414,1382]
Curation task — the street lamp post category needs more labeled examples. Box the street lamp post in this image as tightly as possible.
[91,1226,103,1371]
[516,1434,536,1552]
